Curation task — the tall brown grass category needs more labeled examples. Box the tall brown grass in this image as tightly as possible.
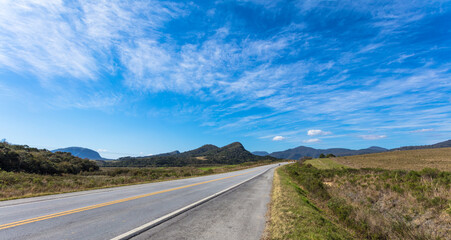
[334,147,451,171]
[282,163,451,239]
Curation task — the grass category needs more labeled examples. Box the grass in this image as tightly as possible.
[303,158,347,169]
[266,148,451,239]
[334,147,451,171]
[0,160,274,201]
[277,163,451,240]
[264,165,353,240]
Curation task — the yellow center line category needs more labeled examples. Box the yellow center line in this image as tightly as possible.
[0,169,257,230]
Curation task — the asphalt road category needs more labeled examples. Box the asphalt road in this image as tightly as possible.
[131,165,276,240]
[0,163,280,240]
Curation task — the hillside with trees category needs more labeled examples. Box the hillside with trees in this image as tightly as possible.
[0,142,99,174]
[101,142,276,167]
[52,147,108,160]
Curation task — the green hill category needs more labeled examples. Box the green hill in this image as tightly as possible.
[0,142,99,174]
[102,142,275,167]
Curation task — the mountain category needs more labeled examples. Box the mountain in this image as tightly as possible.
[269,146,388,160]
[52,147,108,160]
[391,139,451,151]
[103,142,276,167]
[178,144,220,157]
[152,150,180,157]
[252,151,269,156]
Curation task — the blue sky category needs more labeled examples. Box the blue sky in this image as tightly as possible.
[1,0,450,159]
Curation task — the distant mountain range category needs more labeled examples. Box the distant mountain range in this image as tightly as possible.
[268,146,388,160]
[255,139,451,160]
[252,151,269,156]
[54,139,451,163]
[391,140,451,151]
[52,147,108,160]
[101,142,276,167]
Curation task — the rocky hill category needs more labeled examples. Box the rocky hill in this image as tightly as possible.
[102,142,275,167]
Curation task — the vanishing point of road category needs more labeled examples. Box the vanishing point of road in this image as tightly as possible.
[0,163,283,240]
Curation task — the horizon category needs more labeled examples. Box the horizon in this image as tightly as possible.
[1,1,450,159]
[3,138,449,160]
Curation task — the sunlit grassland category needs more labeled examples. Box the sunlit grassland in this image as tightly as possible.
[334,147,451,171]
[304,158,347,169]
[271,158,451,239]
[0,161,273,201]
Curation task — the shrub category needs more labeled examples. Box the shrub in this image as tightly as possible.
[328,197,353,222]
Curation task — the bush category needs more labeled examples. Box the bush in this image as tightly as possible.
[328,197,353,222]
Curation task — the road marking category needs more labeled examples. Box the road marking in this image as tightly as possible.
[111,165,275,240]
[0,169,258,230]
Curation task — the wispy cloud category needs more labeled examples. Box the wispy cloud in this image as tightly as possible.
[359,135,387,140]
[272,136,285,141]
[307,130,332,136]
[410,129,434,133]
[303,138,320,143]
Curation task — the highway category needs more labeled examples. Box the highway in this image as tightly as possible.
[0,163,281,240]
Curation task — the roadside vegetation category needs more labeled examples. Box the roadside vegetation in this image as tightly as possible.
[268,149,451,239]
[264,165,353,240]
[0,160,275,201]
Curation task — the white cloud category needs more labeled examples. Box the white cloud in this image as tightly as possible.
[307,129,332,136]
[303,138,320,143]
[410,128,434,133]
[97,149,108,153]
[272,136,285,141]
[359,135,387,140]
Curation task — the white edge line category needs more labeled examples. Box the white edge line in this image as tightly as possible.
[110,165,276,240]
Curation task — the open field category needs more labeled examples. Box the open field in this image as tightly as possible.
[333,147,451,171]
[304,158,347,169]
[271,162,451,239]
[0,160,274,201]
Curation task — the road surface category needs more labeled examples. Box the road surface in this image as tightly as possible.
[0,163,280,240]
[131,165,276,240]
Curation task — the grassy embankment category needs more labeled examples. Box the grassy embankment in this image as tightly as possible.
[264,165,353,239]
[0,161,273,201]
[266,148,451,239]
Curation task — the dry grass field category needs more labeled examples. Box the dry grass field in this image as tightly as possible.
[334,147,451,171]
[273,163,451,239]
[269,147,451,239]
